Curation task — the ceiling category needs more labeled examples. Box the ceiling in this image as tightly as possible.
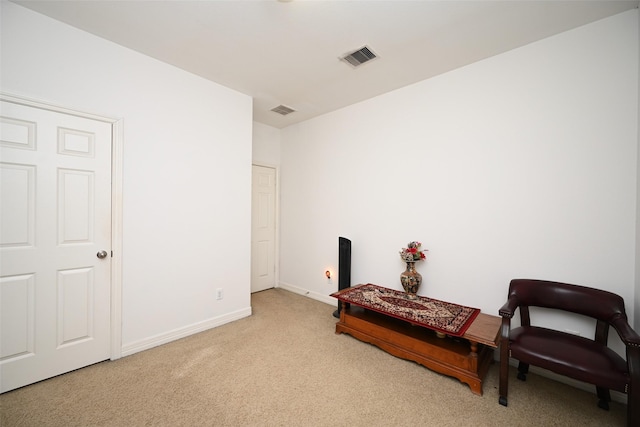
[12,0,639,129]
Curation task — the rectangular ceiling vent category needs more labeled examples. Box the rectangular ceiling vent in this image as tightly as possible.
[270,105,296,116]
[340,46,378,68]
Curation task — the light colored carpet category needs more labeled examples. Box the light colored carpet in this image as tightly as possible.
[0,288,626,426]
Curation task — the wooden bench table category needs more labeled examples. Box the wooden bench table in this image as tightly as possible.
[333,287,500,395]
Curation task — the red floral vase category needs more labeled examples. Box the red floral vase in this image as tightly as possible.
[400,261,422,299]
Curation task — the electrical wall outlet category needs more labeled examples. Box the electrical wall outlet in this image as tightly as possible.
[216,288,223,300]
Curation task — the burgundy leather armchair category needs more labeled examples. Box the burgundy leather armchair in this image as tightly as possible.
[498,279,640,426]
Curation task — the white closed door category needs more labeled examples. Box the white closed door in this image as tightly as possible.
[251,165,276,293]
[0,100,112,393]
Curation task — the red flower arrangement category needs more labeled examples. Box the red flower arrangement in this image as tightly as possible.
[399,241,427,262]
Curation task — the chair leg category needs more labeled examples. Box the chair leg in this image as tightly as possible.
[629,389,639,427]
[517,361,529,381]
[499,339,510,406]
[595,386,610,410]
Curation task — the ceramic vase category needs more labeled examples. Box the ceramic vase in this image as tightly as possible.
[400,261,422,299]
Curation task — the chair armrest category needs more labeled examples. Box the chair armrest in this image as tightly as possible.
[611,316,640,348]
[615,318,640,408]
[499,297,519,319]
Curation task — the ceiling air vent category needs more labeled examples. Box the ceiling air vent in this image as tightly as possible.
[340,45,378,67]
[270,105,296,116]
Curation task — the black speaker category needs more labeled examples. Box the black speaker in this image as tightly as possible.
[333,237,351,318]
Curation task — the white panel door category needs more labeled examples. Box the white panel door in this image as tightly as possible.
[0,100,112,393]
[251,165,276,293]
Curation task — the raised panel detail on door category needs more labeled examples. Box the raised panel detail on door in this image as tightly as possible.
[58,169,94,245]
[0,117,36,150]
[0,274,36,361]
[256,240,270,278]
[257,192,270,228]
[58,127,95,157]
[0,163,35,248]
[57,268,94,347]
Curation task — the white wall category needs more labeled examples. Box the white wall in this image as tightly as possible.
[253,122,281,167]
[280,9,639,348]
[1,2,253,354]
[636,7,640,334]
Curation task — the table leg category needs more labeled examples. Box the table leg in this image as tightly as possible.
[339,301,348,322]
[469,340,479,374]
[470,341,478,355]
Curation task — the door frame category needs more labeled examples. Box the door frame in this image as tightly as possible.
[1,92,124,360]
[251,162,280,292]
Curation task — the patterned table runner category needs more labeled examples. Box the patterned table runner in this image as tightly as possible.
[331,283,480,337]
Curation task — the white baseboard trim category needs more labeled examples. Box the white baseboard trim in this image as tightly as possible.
[120,307,252,357]
[276,282,336,306]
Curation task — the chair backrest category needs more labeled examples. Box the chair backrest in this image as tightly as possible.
[508,279,626,324]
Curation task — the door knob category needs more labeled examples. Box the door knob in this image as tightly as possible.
[97,250,108,259]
